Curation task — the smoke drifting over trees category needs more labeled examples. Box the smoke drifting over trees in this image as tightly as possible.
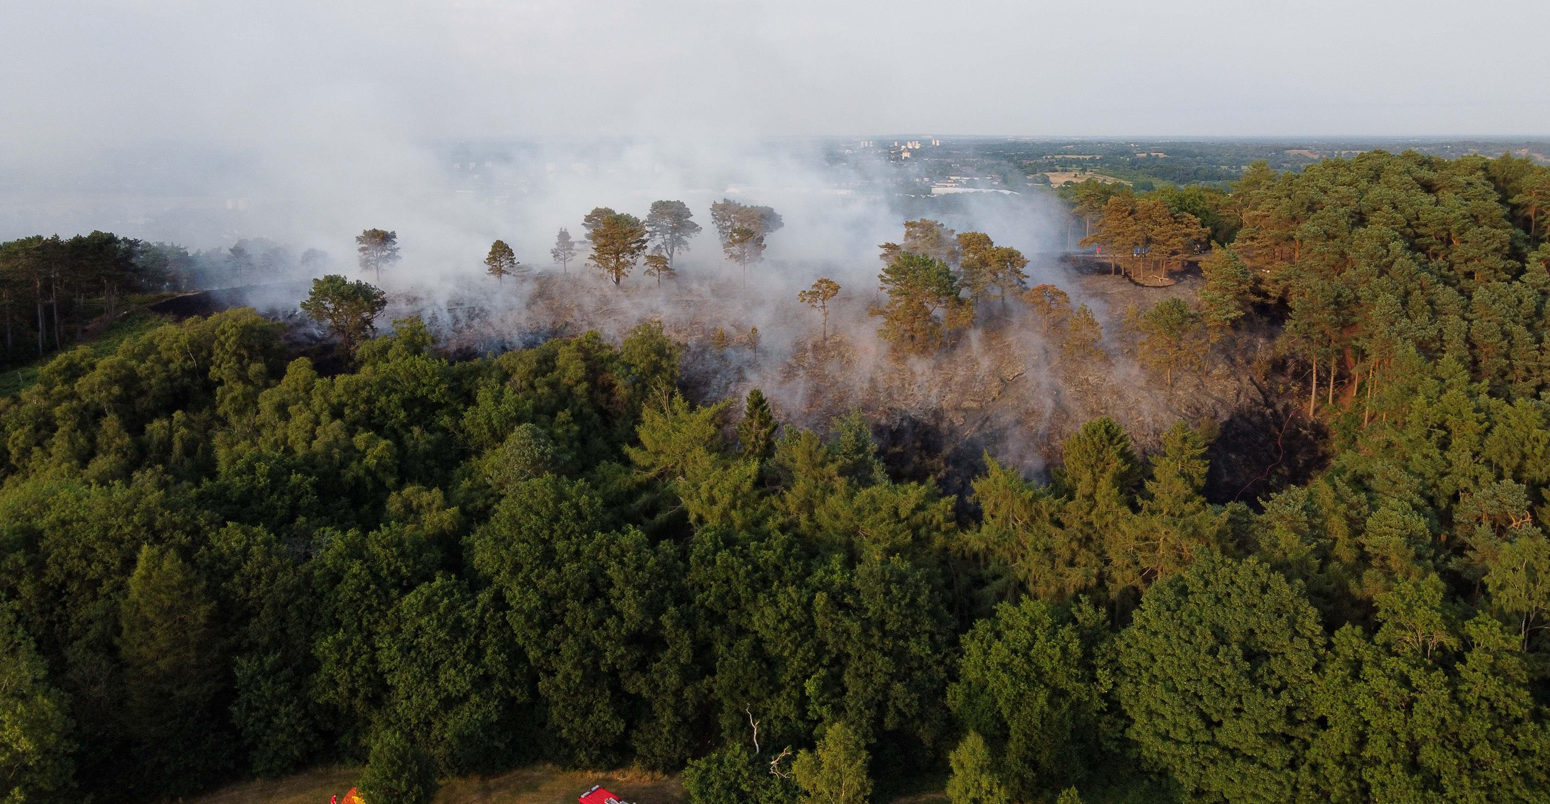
[14,129,1242,479]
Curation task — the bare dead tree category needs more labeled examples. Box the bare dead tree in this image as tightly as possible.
[768,746,794,778]
[745,706,761,754]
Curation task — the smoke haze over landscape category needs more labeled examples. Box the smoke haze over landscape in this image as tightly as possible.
[2,0,1545,473]
[4,0,1548,245]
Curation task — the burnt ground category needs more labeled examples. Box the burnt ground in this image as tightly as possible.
[147,281,313,319]
[141,267,1325,509]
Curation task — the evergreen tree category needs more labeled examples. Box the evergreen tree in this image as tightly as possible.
[738,388,777,461]
[550,227,577,272]
[118,545,229,794]
[872,252,973,355]
[798,277,840,344]
[1134,297,1204,389]
[710,199,783,276]
[484,239,517,284]
[956,232,1027,313]
[1197,243,1254,341]
[355,228,399,284]
[644,252,674,285]
[880,219,960,266]
[582,208,648,286]
[644,200,702,270]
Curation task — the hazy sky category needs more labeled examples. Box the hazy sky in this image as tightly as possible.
[5,0,1548,152]
[4,0,1548,247]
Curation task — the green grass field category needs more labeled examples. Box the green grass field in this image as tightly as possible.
[191,764,685,804]
[0,309,170,396]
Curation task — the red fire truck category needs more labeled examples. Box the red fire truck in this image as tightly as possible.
[578,785,631,804]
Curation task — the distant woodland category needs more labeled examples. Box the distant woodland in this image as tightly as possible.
[4,149,1550,803]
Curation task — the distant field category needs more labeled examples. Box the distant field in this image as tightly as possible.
[1044,170,1130,186]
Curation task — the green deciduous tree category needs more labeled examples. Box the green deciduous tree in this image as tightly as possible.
[357,729,438,804]
[946,731,1011,804]
[470,477,695,768]
[949,598,1108,795]
[376,576,527,774]
[683,743,797,804]
[793,721,871,804]
[0,603,74,804]
[1308,616,1550,802]
[300,274,387,355]
[1117,554,1325,803]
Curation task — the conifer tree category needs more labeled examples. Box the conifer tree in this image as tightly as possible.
[644,253,674,285]
[1135,298,1204,389]
[644,200,701,270]
[957,232,1028,312]
[737,388,777,461]
[798,277,840,344]
[118,545,226,794]
[872,252,973,355]
[582,208,648,286]
[550,227,577,272]
[355,228,399,284]
[710,199,783,277]
[484,239,517,284]
[1197,244,1254,342]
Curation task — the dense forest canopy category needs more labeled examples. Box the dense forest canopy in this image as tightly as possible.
[3,149,1550,803]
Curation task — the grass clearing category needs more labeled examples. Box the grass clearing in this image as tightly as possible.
[0,309,170,396]
[193,766,360,804]
[191,764,685,804]
[181,759,1162,804]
